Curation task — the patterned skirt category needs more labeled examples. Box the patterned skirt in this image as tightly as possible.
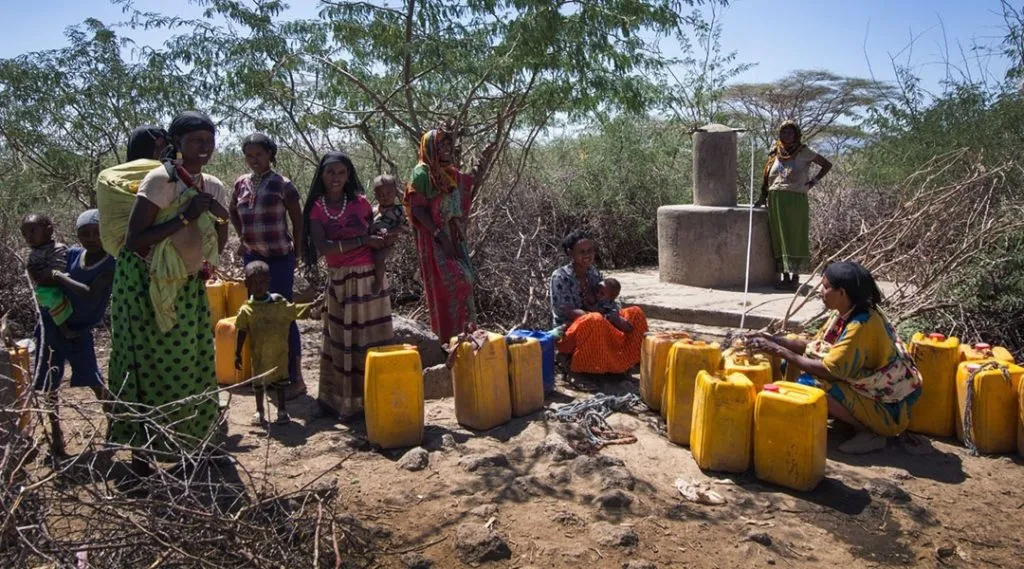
[556,307,648,374]
[318,264,394,417]
[107,252,218,455]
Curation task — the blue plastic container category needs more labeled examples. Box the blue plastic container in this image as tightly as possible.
[507,329,556,394]
[796,373,818,388]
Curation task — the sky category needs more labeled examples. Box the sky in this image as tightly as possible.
[0,0,1015,96]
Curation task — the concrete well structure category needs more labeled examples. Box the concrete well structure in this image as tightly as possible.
[657,123,777,289]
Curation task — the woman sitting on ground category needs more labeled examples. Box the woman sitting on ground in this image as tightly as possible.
[549,229,648,375]
[746,261,922,454]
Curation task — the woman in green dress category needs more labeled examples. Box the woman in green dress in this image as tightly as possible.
[106,111,230,477]
[754,121,832,290]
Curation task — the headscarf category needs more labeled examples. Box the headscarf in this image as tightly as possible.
[161,111,217,185]
[126,125,167,161]
[417,129,459,194]
[760,120,807,190]
[823,261,882,316]
[75,209,100,230]
[241,133,278,163]
[301,151,364,268]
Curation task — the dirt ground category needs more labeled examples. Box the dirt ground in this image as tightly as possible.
[46,323,1024,568]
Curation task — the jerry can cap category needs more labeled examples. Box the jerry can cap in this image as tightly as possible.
[927,333,946,341]
[974,343,991,350]
[762,383,780,392]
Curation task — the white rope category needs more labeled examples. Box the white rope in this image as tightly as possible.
[740,132,756,330]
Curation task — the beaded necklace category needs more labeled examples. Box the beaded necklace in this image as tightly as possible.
[318,194,349,222]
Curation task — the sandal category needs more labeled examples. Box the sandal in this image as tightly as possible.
[274,411,291,425]
[251,413,268,428]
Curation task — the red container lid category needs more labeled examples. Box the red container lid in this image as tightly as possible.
[763,384,780,392]
[974,343,992,350]
[927,333,946,341]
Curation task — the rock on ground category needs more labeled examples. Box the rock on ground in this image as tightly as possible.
[470,504,498,518]
[397,447,429,472]
[459,452,510,472]
[534,433,579,461]
[455,523,512,564]
[423,364,454,400]
[590,522,639,547]
[593,489,634,510]
[393,316,447,367]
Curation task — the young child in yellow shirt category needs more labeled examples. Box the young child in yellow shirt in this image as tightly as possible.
[235,260,318,427]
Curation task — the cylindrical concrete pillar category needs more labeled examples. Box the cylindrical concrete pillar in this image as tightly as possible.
[657,205,777,288]
[692,124,738,207]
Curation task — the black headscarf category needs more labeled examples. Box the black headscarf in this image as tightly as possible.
[301,152,365,267]
[241,133,278,163]
[126,125,167,161]
[823,261,882,316]
[162,111,217,182]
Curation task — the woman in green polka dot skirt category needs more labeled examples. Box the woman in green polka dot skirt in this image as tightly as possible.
[106,112,230,476]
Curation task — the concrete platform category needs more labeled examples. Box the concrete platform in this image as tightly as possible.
[609,267,826,330]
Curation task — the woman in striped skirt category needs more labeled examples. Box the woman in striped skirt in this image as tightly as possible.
[302,152,395,420]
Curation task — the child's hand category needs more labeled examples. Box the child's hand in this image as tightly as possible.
[234,354,243,370]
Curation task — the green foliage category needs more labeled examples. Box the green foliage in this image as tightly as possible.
[532,114,691,267]
[0,20,190,206]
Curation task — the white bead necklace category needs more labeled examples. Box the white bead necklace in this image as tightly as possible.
[318,194,348,222]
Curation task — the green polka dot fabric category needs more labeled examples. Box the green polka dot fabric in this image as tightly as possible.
[107,252,218,455]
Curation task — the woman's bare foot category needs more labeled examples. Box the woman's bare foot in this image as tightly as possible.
[838,431,887,454]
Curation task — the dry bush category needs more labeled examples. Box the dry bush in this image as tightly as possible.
[1,382,385,568]
[793,150,1024,340]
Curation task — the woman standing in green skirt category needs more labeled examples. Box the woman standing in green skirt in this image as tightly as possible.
[105,112,230,477]
[755,121,832,290]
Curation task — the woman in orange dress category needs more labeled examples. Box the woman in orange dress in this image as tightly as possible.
[549,230,648,374]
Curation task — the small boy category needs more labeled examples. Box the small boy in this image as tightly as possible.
[21,214,75,338]
[234,261,318,427]
[370,175,409,294]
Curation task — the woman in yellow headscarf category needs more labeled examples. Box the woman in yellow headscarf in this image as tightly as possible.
[754,121,832,290]
[404,128,494,341]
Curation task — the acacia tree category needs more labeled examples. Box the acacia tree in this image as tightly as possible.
[722,69,888,151]
[116,0,723,188]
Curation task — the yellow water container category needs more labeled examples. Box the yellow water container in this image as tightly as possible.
[3,346,32,431]
[451,332,512,430]
[224,280,249,318]
[206,280,228,329]
[663,339,721,445]
[907,332,960,437]
[215,317,251,385]
[724,349,774,392]
[507,337,544,417]
[1018,377,1024,457]
[364,344,424,449]
[960,342,1015,364]
[690,371,755,472]
[640,332,689,411]
[754,382,827,492]
[955,361,1023,454]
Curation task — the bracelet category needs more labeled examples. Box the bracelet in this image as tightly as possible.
[179,213,190,226]
[214,216,229,226]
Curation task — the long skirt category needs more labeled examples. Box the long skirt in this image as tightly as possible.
[556,307,648,374]
[412,228,476,342]
[318,264,394,417]
[767,190,811,274]
[107,252,218,455]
